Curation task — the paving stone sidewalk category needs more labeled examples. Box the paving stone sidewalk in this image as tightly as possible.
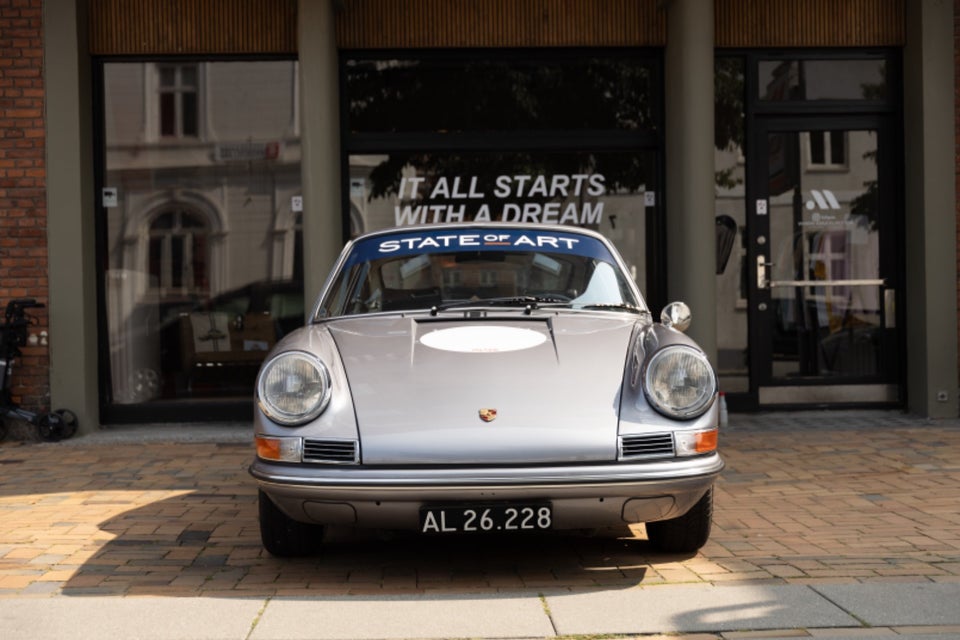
[0,410,957,601]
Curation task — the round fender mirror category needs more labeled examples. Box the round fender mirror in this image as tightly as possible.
[661,301,692,333]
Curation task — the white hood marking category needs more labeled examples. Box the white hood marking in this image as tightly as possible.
[420,326,547,353]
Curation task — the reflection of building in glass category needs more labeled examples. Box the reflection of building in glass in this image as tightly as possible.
[103,61,303,403]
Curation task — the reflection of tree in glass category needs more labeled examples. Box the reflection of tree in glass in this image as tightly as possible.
[713,57,744,189]
[850,146,878,230]
[345,57,656,201]
[850,68,886,230]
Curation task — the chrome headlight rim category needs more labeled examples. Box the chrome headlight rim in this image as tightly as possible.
[642,344,717,419]
[257,350,332,426]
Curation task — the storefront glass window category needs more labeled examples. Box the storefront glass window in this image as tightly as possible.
[348,151,657,294]
[344,54,658,134]
[758,58,887,102]
[100,60,303,409]
[714,56,749,394]
[342,51,663,307]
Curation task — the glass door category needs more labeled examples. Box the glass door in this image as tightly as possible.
[749,117,900,405]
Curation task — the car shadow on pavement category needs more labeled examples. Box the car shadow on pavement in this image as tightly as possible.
[55,489,674,597]
[1,440,706,597]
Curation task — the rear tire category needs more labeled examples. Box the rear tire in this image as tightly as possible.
[646,487,713,553]
[258,489,324,557]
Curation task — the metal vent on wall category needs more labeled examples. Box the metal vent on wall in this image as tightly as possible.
[619,433,675,460]
[303,439,359,464]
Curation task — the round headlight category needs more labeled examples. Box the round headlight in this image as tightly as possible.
[257,351,332,425]
[643,345,716,419]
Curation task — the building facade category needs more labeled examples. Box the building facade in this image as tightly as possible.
[1,0,956,434]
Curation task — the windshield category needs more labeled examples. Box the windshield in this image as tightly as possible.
[317,228,645,318]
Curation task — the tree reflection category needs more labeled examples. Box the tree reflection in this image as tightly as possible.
[345,56,658,203]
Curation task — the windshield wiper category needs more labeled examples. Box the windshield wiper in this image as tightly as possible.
[429,296,568,316]
[574,302,644,314]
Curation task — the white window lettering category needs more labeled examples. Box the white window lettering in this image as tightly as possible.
[570,174,590,196]
[512,174,532,197]
[493,175,512,198]
[521,202,540,223]
[528,175,549,197]
[541,201,560,224]
[587,174,606,196]
[559,203,580,225]
[399,176,426,199]
[465,176,485,199]
[429,177,451,199]
[580,201,603,225]
[550,174,571,197]
[395,204,425,226]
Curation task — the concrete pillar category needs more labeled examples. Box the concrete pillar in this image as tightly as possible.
[44,0,99,433]
[663,0,716,362]
[902,0,958,418]
[298,0,343,304]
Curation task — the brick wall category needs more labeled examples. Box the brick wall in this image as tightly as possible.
[0,0,49,411]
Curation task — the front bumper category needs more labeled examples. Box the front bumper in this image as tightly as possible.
[250,453,723,530]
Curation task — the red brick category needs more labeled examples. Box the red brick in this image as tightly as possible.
[0,0,48,412]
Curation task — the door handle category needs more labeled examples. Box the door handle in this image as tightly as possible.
[766,278,886,288]
[756,255,773,289]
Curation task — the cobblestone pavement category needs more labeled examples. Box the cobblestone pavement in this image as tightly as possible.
[0,411,958,599]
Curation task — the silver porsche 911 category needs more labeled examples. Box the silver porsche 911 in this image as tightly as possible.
[250,224,723,556]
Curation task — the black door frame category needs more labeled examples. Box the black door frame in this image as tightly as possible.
[745,114,903,407]
[714,49,906,411]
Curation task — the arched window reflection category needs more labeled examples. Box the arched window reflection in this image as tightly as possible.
[148,209,209,296]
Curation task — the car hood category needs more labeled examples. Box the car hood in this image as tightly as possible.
[326,312,640,465]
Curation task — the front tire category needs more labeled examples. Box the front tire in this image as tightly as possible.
[258,490,324,557]
[646,487,713,553]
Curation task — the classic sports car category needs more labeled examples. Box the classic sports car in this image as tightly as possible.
[250,224,723,556]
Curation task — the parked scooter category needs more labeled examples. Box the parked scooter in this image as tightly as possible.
[0,299,77,441]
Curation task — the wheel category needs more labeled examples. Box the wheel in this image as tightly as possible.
[36,412,63,442]
[37,409,78,442]
[258,489,324,557]
[645,488,714,553]
[0,418,7,441]
[53,409,78,439]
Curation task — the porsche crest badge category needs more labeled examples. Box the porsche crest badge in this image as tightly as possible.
[478,408,498,423]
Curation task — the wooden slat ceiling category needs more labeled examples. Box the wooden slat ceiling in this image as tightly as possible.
[88,0,904,55]
[334,0,666,48]
[88,0,297,55]
[716,0,905,47]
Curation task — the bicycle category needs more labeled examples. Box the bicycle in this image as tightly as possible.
[0,298,78,441]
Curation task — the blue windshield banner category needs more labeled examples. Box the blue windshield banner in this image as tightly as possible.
[345,227,613,265]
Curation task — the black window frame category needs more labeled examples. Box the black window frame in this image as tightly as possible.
[93,54,300,425]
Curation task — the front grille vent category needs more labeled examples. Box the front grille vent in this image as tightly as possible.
[619,433,675,460]
[303,439,359,464]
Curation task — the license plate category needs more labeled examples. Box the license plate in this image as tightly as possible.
[420,503,552,533]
